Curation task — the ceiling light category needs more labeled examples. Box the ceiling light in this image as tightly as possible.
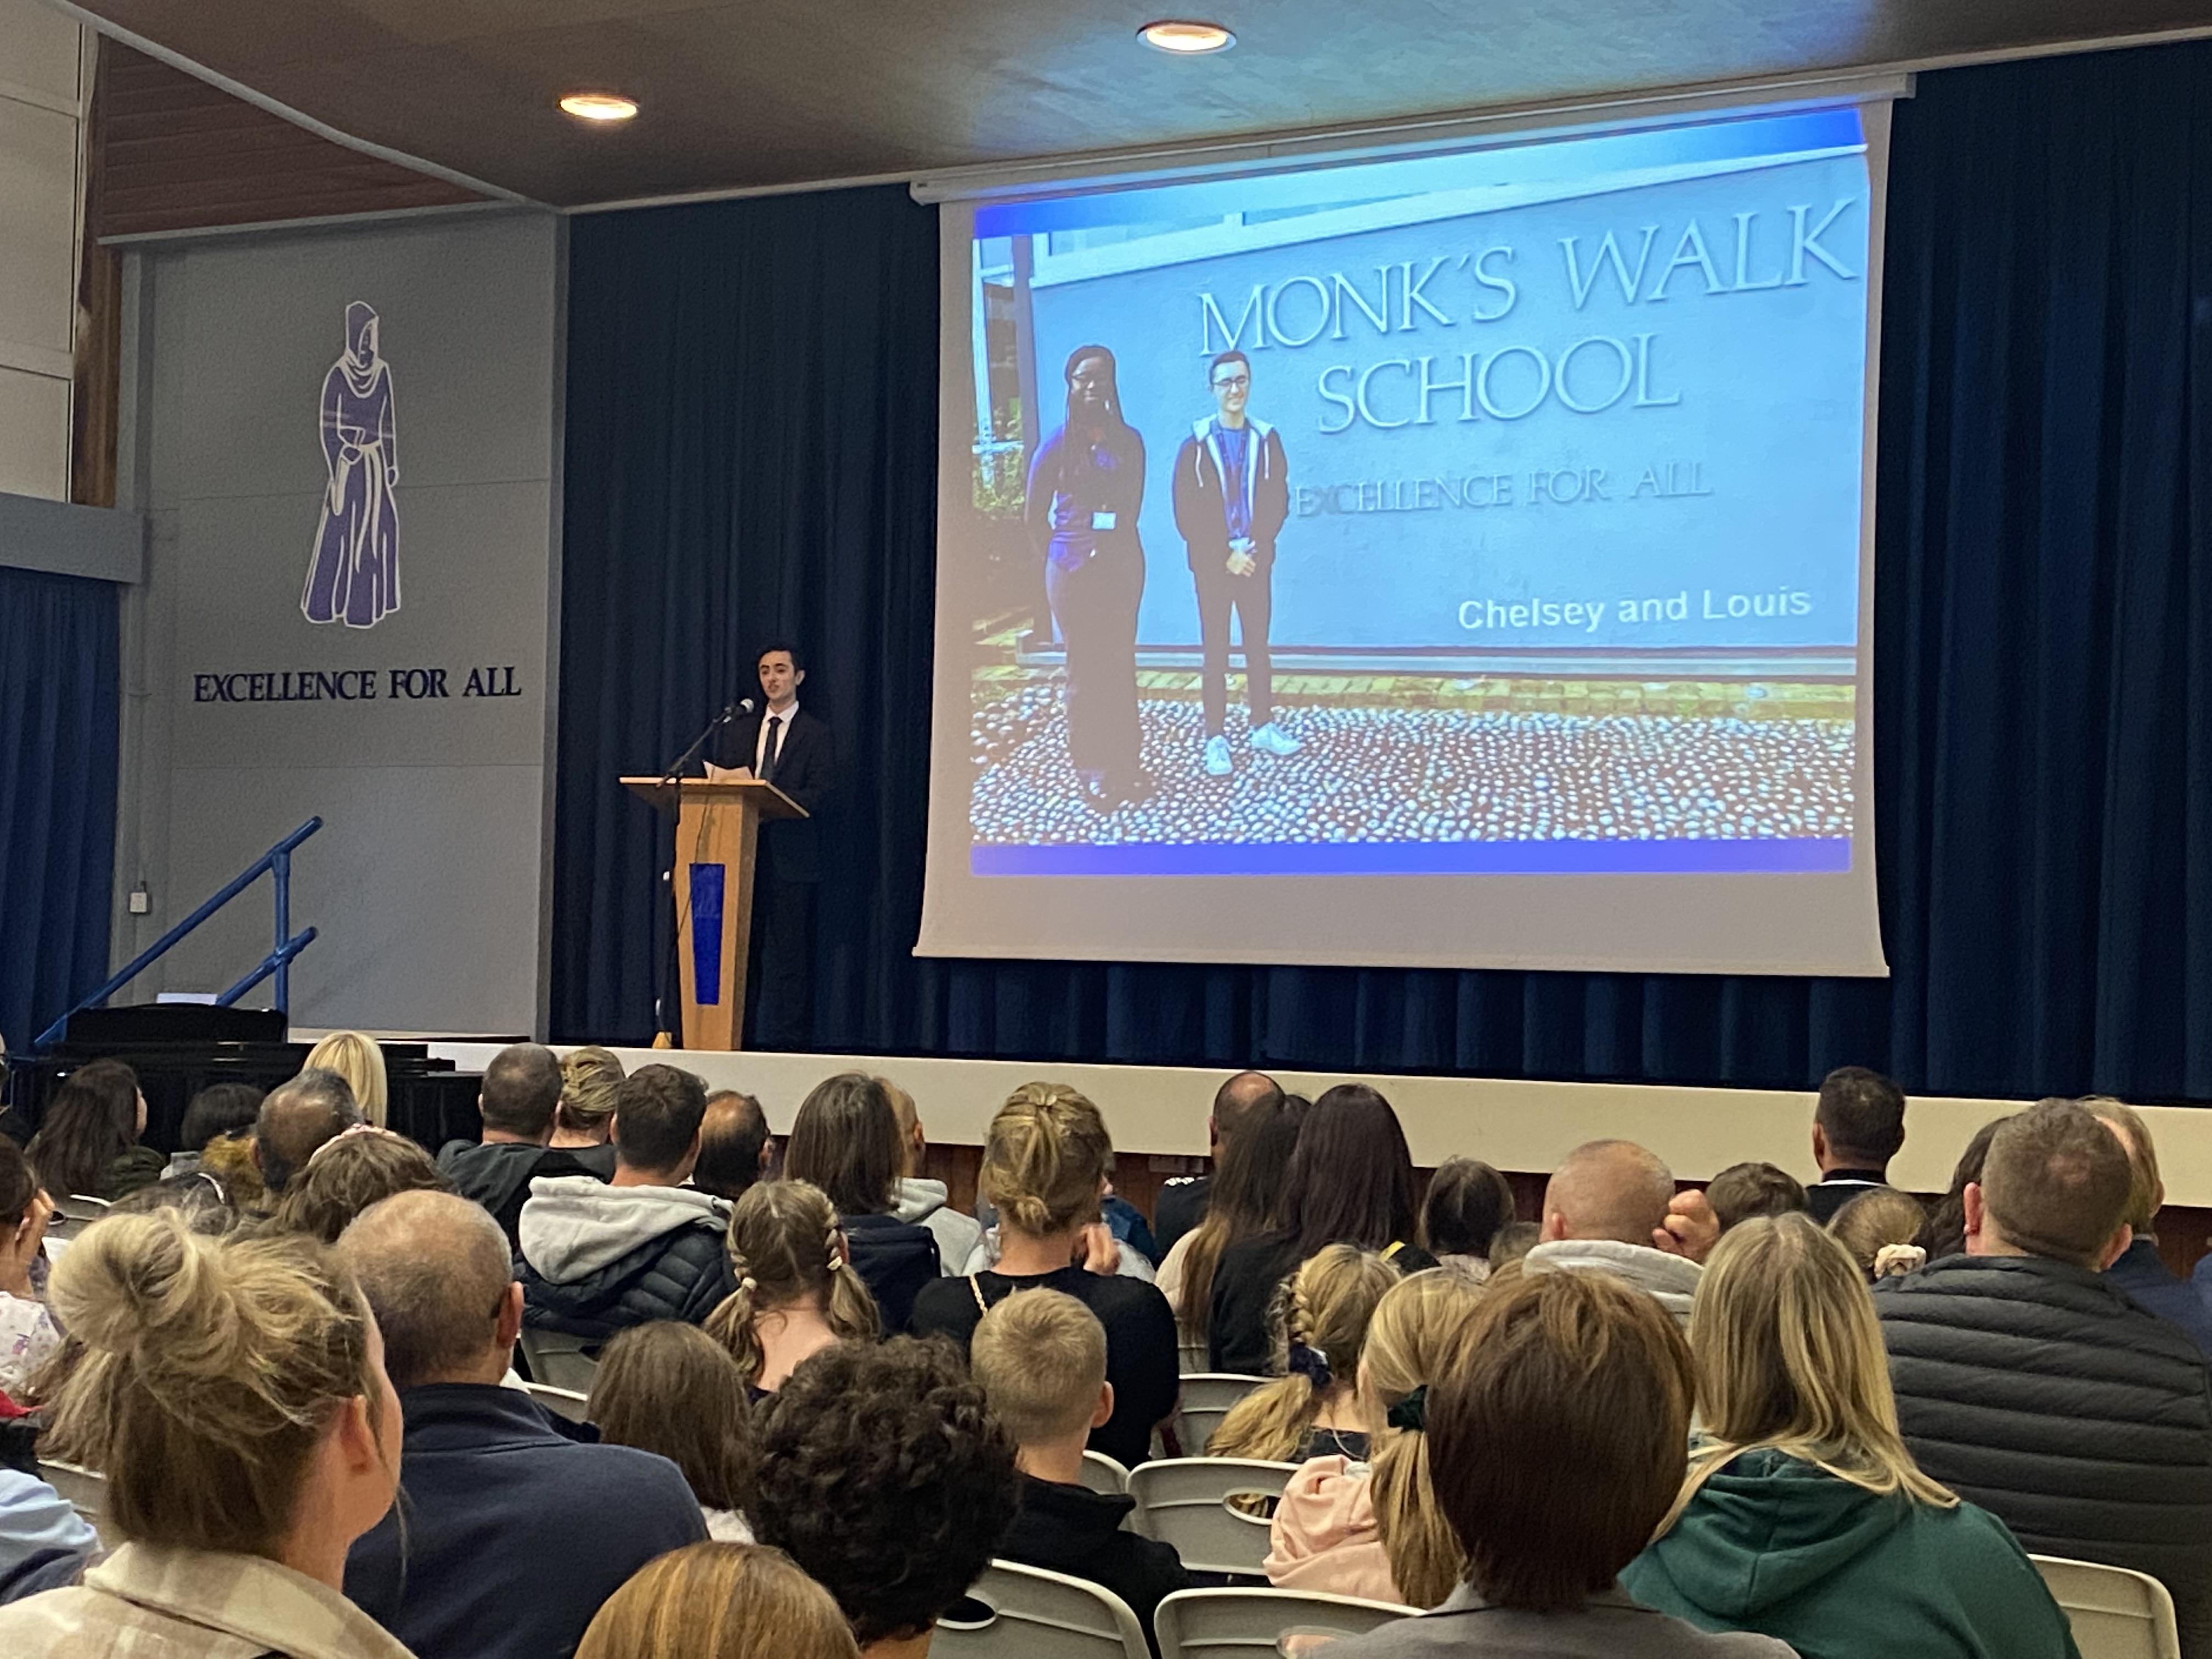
[559,93,639,122]
[1139,20,1235,54]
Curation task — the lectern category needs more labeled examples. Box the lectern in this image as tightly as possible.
[621,777,807,1051]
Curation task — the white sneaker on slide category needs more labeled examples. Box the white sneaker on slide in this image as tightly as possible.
[1249,722,1302,756]
[1203,735,1233,776]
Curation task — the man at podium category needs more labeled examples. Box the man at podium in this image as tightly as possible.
[705,641,834,1044]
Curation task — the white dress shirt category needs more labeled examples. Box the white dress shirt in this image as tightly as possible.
[755,699,799,776]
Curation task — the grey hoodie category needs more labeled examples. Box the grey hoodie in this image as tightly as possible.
[1522,1238,1702,1327]
[518,1176,731,1283]
[894,1177,988,1275]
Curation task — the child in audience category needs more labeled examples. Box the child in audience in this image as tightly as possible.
[1486,1221,1539,1271]
[1419,1159,1515,1280]
[1703,1163,1808,1232]
[552,1046,624,1176]
[577,1542,857,1659]
[1209,1244,1399,1465]
[1621,1213,2078,1659]
[970,1290,1192,1650]
[165,1082,264,1180]
[0,1209,410,1657]
[1158,1100,1301,1371]
[304,1031,391,1129]
[24,1058,162,1201]
[783,1074,944,1331]
[1826,1187,1929,1281]
[753,1337,1019,1657]
[1267,1267,1487,1609]
[1924,1119,2001,1261]
[705,1180,879,1395]
[0,1142,54,1399]
[590,1322,758,1541]
[911,1084,1178,1469]
[267,1128,453,1245]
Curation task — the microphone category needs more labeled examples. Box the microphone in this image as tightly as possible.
[664,698,757,781]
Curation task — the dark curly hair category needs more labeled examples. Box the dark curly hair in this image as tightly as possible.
[753,1338,1017,1645]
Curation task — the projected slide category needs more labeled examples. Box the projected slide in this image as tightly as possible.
[955,110,1867,878]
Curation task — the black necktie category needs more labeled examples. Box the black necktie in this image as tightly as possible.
[760,716,782,783]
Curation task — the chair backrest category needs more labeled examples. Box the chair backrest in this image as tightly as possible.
[1177,1374,1269,1453]
[39,1459,119,1550]
[1154,1587,1414,1658]
[516,1327,599,1393]
[521,1381,591,1423]
[1079,1450,1131,1496]
[2029,1555,2181,1659]
[1128,1458,1298,1577]
[934,1560,1149,1659]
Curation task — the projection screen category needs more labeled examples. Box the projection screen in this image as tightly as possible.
[918,89,1898,976]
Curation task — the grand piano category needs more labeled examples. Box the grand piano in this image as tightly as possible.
[3,1006,488,1154]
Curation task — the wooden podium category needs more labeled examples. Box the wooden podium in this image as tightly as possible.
[621,777,808,1051]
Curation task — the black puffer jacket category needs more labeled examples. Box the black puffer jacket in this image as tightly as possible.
[1875,1253,2212,1659]
[515,1176,736,1344]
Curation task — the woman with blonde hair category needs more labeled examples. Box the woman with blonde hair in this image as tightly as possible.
[704,1180,878,1396]
[1210,1244,1400,1465]
[911,1082,1177,1469]
[304,1031,389,1128]
[0,1208,410,1657]
[577,1542,857,1659]
[590,1323,760,1539]
[1621,1213,2078,1659]
[1262,1265,1476,1608]
[552,1046,624,1176]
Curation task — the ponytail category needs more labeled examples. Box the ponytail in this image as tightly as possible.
[707,1181,881,1387]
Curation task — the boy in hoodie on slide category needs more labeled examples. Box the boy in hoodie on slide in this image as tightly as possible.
[970,1290,1191,1654]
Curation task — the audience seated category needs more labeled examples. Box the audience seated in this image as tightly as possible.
[0,1210,410,1658]
[1525,1140,1701,1326]
[1419,1158,1515,1280]
[1209,1084,1436,1374]
[1155,1070,1284,1257]
[1209,1244,1400,1465]
[0,1141,55,1398]
[1825,1187,1929,1281]
[1157,1094,1301,1371]
[1267,1267,1485,1608]
[704,1180,878,1395]
[911,1084,1178,1469]
[165,1082,263,1181]
[342,1190,706,1657]
[576,1542,858,1659]
[1805,1067,1907,1224]
[589,1321,758,1541]
[1622,1213,2076,1659]
[1876,1098,2212,1657]
[552,1046,625,1177]
[251,1068,362,1209]
[753,1337,1019,1657]
[2089,1098,2212,1356]
[105,1164,244,1233]
[970,1289,1192,1652]
[303,1031,390,1130]
[693,1090,774,1202]
[783,1074,945,1331]
[517,1063,736,1342]
[1703,1163,1808,1232]
[1327,1269,1790,1658]
[883,1078,988,1274]
[0,1468,97,1607]
[269,1128,453,1245]
[25,1058,163,1201]
[1487,1221,1539,1270]
[438,1042,601,1247]
[1924,1119,2000,1261]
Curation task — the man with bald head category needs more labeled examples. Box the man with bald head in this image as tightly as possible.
[341,1190,704,1659]
[1154,1069,1284,1256]
[882,1078,991,1274]
[1522,1139,1701,1326]
[251,1068,360,1203]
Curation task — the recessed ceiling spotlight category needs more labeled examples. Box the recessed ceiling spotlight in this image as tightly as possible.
[1139,20,1235,53]
[559,93,639,122]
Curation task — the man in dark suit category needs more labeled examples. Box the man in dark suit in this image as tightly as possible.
[707,641,834,1045]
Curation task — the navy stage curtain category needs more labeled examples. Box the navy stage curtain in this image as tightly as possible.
[0,566,119,1051]
[554,42,2212,1102]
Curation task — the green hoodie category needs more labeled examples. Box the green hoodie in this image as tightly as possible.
[1621,1448,2080,1659]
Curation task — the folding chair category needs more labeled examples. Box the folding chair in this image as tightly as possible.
[2029,1554,2181,1659]
[1155,1587,1414,1658]
[1176,1374,1269,1454]
[38,1460,119,1549]
[1079,1451,1132,1496]
[1127,1458,1298,1577]
[516,1327,599,1392]
[933,1560,1149,1659]
[520,1381,591,1423]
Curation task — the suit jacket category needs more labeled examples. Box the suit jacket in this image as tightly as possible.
[708,704,833,882]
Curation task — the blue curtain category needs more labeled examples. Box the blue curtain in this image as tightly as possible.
[0,566,119,1051]
[554,42,2212,1102]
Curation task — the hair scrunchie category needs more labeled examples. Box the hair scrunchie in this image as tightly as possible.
[1386,1385,1427,1433]
[1287,1341,1332,1391]
[1873,1244,1926,1279]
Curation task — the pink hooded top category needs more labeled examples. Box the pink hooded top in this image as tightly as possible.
[1263,1454,1407,1606]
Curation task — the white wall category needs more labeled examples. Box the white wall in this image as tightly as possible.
[0,0,83,500]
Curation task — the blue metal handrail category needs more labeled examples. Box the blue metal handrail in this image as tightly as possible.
[36,817,323,1049]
